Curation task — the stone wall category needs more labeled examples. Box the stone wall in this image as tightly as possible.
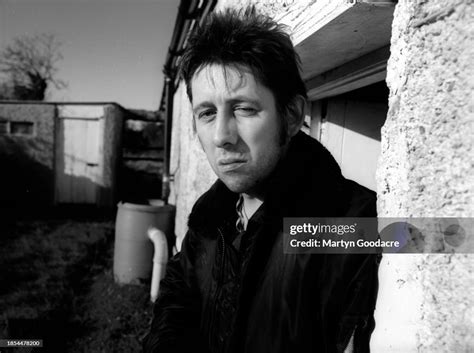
[373,0,473,351]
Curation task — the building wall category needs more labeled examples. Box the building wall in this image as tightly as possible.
[0,102,126,212]
[55,104,124,208]
[216,0,313,25]
[169,83,216,249]
[373,0,473,351]
[0,103,56,211]
[55,104,106,205]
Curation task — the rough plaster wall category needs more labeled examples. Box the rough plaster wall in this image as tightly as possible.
[374,1,474,352]
[0,103,55,169]
[215,0,345,45]
[216,0,308,17]
[169,83,216,249]
[215,0,314,19]
[0,103,56,207]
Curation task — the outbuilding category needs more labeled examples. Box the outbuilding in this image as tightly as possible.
[0,101,124,211]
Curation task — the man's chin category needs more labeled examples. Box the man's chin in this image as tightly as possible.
[219,176,255,195]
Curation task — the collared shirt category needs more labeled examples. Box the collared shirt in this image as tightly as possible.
[233,194,265,252]
[235,194,247,233]
[234,194,247,251]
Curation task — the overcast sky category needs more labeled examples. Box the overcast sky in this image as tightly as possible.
[0,0,179,110]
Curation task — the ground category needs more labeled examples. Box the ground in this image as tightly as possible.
[0,216,154,352]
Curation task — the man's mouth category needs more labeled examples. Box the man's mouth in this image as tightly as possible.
[217,158,246,172]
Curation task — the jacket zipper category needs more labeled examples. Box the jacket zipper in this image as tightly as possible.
[217,228,225,283]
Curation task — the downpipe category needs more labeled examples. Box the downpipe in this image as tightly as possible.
[147,227,169,302]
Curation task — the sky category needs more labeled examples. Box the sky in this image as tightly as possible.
[0,0,179,110]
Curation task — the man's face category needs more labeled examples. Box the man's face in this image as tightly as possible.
[191,64,284,196]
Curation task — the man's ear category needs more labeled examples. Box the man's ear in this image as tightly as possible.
[286,95,306,138]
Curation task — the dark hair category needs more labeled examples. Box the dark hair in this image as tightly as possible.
[179,6,307,136]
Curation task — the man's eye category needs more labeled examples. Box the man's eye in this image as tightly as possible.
[234,106,257,117]
[198,110,216,120]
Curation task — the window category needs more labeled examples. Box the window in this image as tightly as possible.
[10,121,34,135]
[0,121,35,136]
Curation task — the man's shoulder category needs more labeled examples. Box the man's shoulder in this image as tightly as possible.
[295,132,377,217]
[187,179,238,231]
[271,132,377,218]
[190,179,232,213]
[342,179,377,217]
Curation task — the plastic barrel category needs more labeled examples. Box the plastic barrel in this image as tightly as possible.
[113,202,175,284]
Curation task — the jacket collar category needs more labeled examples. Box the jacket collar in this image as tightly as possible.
[187,131,348,232]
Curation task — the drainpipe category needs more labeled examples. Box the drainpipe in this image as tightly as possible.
[148,227,168,302]
[162,75,174,203]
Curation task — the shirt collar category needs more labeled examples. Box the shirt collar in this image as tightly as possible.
[236,194,247,232]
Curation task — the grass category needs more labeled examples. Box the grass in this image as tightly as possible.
[0,218,154,352]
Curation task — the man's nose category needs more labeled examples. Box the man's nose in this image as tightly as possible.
[213,110,238,147]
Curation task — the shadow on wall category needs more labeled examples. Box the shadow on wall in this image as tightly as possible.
[323,80,389,141]
[0,135,114,220]
[0,135,55,216]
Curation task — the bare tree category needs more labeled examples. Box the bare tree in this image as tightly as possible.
[0,33,66,100]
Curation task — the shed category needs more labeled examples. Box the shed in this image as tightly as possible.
[0,102,124,211]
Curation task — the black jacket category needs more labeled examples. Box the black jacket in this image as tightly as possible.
[143,132,380,353]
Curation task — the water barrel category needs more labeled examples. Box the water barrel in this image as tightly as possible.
[114,202,175,284]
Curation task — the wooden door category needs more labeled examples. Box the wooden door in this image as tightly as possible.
[55,117,102,204]
[316,98,387,191]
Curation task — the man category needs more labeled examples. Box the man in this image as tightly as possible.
[144,7,380,353]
